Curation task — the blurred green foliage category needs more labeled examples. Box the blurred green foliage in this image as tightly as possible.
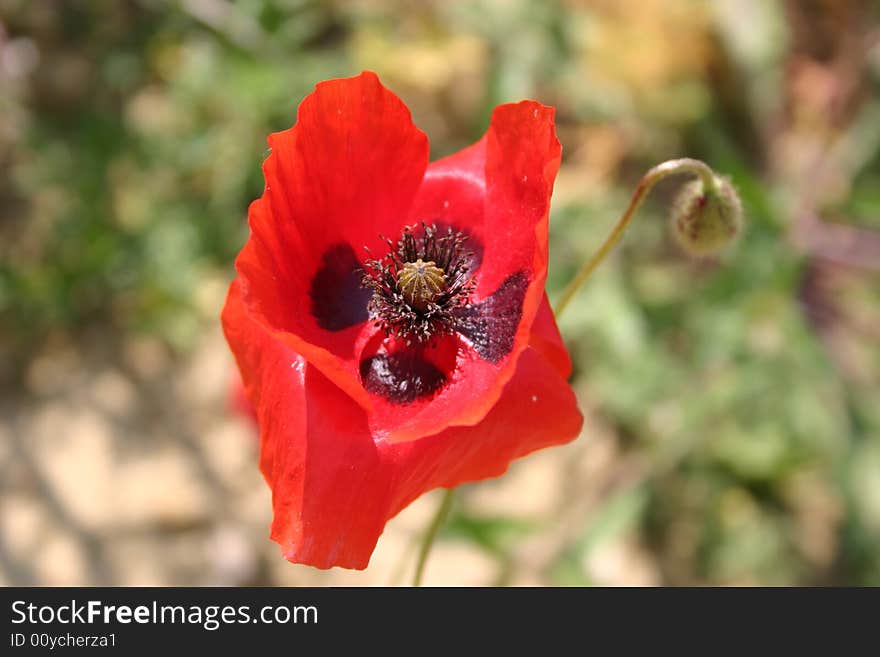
[1,0,879,585]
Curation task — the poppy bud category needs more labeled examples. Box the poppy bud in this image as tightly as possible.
[671,175,743,256]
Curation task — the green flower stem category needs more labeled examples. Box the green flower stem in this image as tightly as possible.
[412,487,456,587]
[553,158,716,317]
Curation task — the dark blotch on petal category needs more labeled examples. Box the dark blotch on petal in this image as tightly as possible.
[310,243,371,331]
[360,351,447,404]
[456,271,529,363]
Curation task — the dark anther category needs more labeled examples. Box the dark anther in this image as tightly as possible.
[361,223,476,345]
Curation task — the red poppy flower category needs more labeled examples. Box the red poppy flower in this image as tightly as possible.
[222,71,583,570]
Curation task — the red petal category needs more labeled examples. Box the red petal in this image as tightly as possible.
[226,276,582,569]
[382,342,582,514]
[409,139,487,256]
[368,101,562,442]
[529,293,572,378]
[236,71,429,408]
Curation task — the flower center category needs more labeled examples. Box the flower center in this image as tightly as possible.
[362,224,476,345]
[397,259,446,310]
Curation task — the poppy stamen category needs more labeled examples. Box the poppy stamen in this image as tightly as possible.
[362,223,476,345]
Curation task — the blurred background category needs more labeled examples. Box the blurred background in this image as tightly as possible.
[1,0,879,586]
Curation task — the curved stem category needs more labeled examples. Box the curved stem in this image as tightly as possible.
[553,158,716,317]
[412,487,455,587]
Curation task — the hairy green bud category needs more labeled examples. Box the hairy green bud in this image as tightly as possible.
[671,176,743,256]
